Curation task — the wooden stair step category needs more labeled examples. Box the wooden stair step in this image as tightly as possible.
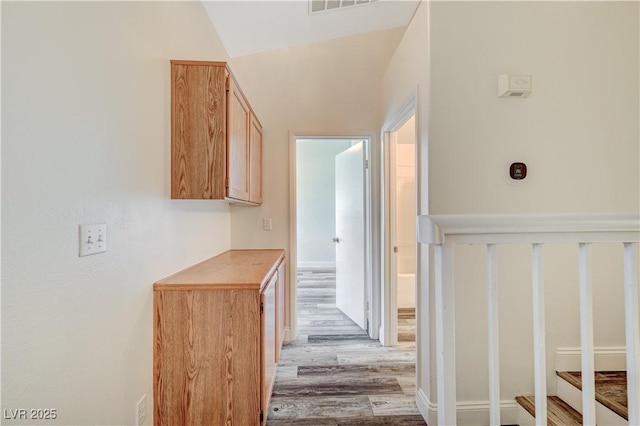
[557,371,628,420]
[515,395,583,426]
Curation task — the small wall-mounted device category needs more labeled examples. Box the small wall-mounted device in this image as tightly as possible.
[510,162,527,180]
[498,74,532,98]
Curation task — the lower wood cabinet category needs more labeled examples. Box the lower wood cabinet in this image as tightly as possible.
[153,249,286,426]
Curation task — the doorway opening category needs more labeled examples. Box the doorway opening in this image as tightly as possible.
[390,116,417,346]
[291,136,372,340]
[382,93,418,348]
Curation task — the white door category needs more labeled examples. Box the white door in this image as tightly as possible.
[334,142,366,330]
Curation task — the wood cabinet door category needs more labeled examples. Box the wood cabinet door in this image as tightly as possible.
[171,63,227,199]
[261,275,277,424]
[227,77,250,201]
[249,114,263,204]
[154,289,261,426]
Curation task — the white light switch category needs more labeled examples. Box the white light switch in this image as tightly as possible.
[79,223,107,256]
[263,218,272,231]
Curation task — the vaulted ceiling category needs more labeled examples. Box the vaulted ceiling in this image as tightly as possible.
[202,0,420,58]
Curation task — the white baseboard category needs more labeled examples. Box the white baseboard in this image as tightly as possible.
[296,261,335,270]
[555,346,626,372]
[456,400,520,425]
[416,388,436,426]
[416,388,519,426]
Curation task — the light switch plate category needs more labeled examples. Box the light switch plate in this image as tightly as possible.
[79,223,107,256]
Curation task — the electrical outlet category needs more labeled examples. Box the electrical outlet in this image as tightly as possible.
[263,218,272,231]
[136,394,147,425]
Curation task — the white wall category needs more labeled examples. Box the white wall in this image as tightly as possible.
[2,2,231,424]
[384,0,639,421]
[296,139,353,268]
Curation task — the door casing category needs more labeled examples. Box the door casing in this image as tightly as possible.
[288,132,375,341]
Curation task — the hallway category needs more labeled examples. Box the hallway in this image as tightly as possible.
[266,268,425,425]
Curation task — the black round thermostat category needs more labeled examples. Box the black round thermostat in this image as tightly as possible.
[510,162,527,180]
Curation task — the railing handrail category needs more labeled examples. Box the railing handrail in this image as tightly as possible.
[419,213,640,245]
[419,212,640,426]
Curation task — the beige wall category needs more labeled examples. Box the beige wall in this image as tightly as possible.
[429,1,638,409]
[2,2,231,424]
[429,1,639,215]
[228,27,405,251]
[384,0,638,422]
[395,120,417,308]
[227,28,404,335]
[382,0,432,413]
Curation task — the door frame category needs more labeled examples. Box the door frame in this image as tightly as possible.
[288,132,376,341]
[381,91,418,346]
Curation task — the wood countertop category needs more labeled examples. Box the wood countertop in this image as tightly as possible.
[154,249,285,291]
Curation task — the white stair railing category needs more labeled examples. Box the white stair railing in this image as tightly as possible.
[418,214,640,426]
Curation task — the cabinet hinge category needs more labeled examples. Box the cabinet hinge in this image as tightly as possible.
[260,411,264,423]
[260,302,264,315]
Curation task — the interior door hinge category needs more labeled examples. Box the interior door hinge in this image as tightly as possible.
[394,246,398,253]
[260,411,264,423]
[365,159,369,169]
[225,178,229,189]
[226,75,230,91]
[260,302,264,315]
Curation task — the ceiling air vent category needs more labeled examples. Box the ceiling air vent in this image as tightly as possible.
[310,0,379,14]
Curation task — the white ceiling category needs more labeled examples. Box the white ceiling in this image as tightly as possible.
[201,0,420,58]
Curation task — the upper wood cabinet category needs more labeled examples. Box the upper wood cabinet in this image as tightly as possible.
[171,60,262,205]
[249,113,263,204]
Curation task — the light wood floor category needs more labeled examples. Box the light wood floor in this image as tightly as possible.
[266,268,425,425]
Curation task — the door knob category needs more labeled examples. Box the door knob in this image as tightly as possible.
[332,237,340,243]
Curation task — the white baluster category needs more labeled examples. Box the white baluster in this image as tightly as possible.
[435,244,457,425]
[532,243,547,425]
[578,243,596,425]
[624,242,640,426]
[487,244,501,426]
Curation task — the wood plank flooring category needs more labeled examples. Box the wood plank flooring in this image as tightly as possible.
[398,308,416,343]
[267,268,424,425]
